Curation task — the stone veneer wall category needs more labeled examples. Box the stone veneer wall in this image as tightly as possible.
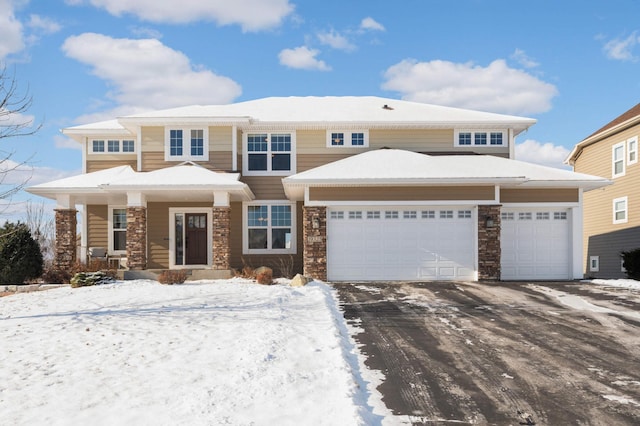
[478,204,501,280]
[212,207,231,269]
[126,207,147,269]
[303,206,327,281]
[54,209,77,271]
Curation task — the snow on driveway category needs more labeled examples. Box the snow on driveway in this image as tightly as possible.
[0,279,392,426]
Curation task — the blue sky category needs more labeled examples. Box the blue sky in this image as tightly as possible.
[1,0,640,221]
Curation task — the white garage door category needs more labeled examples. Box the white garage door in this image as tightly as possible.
[327,207,476,281]
[500,208,571,280]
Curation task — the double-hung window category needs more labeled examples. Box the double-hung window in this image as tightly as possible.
[326,130,369,147]
[244,132,295,175]
[628,136,638,165]
[244,202,296,254]
[109,207,127,254]
[165,127,209,161]
[455,130,506,147]
[613,196,628,224]
[612,142,625,178]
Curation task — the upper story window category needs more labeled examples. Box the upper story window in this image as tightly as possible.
[164,127,209,161]
[628,136,638,165]
[326,130,369,148]
[91,139,136,154]
[612,141,625,178]
[243,132,296,176]
[613,196,628,224]
[455,130,506,147]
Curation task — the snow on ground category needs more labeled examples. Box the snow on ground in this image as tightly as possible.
[0,279,396,426]
[590,278,640,290]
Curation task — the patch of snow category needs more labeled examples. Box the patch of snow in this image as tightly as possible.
[0,279,398,425]
[602,394,640,407]
[354,285,382,295]
[501,373,514,380]
[590,279,640,290]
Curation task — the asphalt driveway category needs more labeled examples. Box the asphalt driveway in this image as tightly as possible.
[333,281,640,425]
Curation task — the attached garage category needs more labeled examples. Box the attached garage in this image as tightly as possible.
[500,208,572,280]
[327,207,476,281]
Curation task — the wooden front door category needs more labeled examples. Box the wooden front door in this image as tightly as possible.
[185,213,208,265]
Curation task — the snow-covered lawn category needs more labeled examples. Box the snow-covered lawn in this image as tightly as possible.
[0,279,392,426]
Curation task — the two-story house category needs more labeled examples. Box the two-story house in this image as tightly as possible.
[567,103,640,278]
[28,96,609,281]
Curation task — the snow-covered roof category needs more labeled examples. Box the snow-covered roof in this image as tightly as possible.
[283,149,611,199]
[64,96,536,136]
[27,164,254,203]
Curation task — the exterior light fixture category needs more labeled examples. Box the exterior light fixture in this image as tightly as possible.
[312,217,320,229]
[485,215,495,228]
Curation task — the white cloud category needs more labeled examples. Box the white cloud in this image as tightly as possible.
[61,33,242,117]
[54,135,81,150]
[603,32,640,61]
[510,48,539,68]
[317,30,355,51]
[515,139,570,169]
[360,17,385,32]
[381,58,558,115]
[27,14,62,34]
[129,26,163,39]
[0,0,25,59]
[68,0,294,32]
[278,46,331,71]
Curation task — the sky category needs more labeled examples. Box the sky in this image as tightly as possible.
[1,0,640,221]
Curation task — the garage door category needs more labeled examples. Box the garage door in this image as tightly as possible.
[500,208,571,280]
[327,207,476,281]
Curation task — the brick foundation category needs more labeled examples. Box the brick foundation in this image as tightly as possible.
[54,209,77,271]
[303,206,327,281]
[126,207,147,270]
[212,207,231,269]
[478,205,501,280]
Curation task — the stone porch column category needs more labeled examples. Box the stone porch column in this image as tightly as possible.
[126,206,147,269]
[303,206,327,281]
[212,207,231,269]
[478,205,501,280]
[54,209,77,271]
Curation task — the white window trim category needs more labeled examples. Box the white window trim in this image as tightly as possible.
[589,256,599,272]
[90,139,136,154]
[164,127,210,161]
[242,201,296,255]
[108,206,127,256]
[168,208,213,269]
[613,196,628,224]
[612,141,626,178]
[454,130,507,147]
[326,130,369,148]
[627,136,638,165]
[242,131,296,176]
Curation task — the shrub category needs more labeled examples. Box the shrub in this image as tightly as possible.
[158,270,188,285]
[0,222,44,284]
[621,249,640,280]
[254,266,273,285]
[70,271,115,288]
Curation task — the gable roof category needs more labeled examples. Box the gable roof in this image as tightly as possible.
[283,149,610,199]
[63,96,536,140]
[566,102,640,165]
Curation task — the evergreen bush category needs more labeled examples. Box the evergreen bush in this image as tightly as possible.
[621,248,640,280]
[0,222,44,284]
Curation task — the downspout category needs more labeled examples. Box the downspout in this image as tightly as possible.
[509,128,515,159]
[136,126,142,171]
[232,125,238,172]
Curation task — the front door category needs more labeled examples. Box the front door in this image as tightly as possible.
[185,213,208,265]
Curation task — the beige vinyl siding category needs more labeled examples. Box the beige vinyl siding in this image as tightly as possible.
[229,201,303,277]
[240,176,286,199]
[574,123,640,277]
[142,126,164,152]
[210,126,233,152]
[309,186,495,201]
[297,153,355,172]
[87,205,108,250]
[142,151,233,172]
[86,159,137,173]
[500,188,579,203]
